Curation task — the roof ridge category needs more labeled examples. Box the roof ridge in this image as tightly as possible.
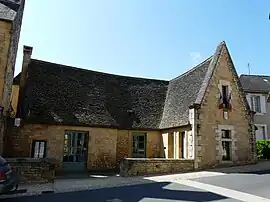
[30,59,169,83]
[193,41,225,105]
[240,74,270,77]
[170,56,213,82]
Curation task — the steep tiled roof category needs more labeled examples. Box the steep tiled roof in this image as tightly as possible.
[0,3,16,21]
[0,0,22,21]
[16,41,251,129]
[240,75,270,93]
[159,57,212,128]
[21,60,169,129]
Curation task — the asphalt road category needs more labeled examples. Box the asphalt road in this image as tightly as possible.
[2,170,270,202]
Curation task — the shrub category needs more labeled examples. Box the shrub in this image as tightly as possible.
[256,140,270,159]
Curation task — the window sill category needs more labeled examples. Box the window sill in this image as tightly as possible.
[220,160,233,164]
[255,113,265,116]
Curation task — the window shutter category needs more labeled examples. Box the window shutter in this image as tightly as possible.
[246,94,252,109]
[261,95,266,113]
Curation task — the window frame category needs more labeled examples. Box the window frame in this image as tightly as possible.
[255,124,268,140]
[131,133,147,158]
[31,140,47,158]
[63,130,89,163]
[222,85,229,108]
[221,129,232,161]
[251,95,261,113]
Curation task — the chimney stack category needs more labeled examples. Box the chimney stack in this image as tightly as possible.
[19,45,32,91]
[16,45,33,118]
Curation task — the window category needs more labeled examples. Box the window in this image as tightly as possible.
[31,140,47,158]
[251,95,261,113]
[222,85,229,108]
[132,133,146,158]
[222,130,231,139]
[63,131,88,163]
[221,130,232,161]
[255,125,267,140]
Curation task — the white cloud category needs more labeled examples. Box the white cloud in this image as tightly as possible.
[188,52,203,65]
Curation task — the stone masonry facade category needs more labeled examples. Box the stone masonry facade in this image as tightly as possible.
[196,45,256,169]
[0,20,12,155]
[0,1,25,155]
[6,123,162,170]
[5,41,256,173]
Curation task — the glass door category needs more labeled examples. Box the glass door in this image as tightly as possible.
[62,131,88,171]
[132,133,146,158]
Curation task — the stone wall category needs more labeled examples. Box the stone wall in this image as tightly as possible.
[2,0,25,114]
[116,130,161,166]
[6,158,56,184]
[6,123,162,170]
[197,44,256,169]
[10,85,19,115]
[0,20,12,111]
[0,21,12,156]
[119,158,194,177]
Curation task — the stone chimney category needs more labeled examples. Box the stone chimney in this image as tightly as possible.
[16,45,32,118]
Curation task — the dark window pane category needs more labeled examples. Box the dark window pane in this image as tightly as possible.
[138,136,145,141]
[132,134,146,158]
[138,142,144,149]
[221,130,230,139]
[222,85,229,107]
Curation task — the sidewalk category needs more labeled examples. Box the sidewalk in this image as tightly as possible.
[1,160,270,199]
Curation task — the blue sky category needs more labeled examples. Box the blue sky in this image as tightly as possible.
[15,0,270,80]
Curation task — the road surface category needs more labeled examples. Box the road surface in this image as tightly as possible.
[2,170,270,202]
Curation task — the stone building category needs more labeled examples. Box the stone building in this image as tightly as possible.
[6,41,257,172]
[0,0,25,155]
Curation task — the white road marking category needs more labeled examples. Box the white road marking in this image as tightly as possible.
[144,171,226,181]
[175,179,270,202]
[138,198,176,202]
[106,198,123,202]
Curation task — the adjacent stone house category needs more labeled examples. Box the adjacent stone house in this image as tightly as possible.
[240,75,270,140]
[0,0,25,155]
[6,41,257,172]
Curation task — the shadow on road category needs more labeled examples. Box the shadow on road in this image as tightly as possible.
[1,182,228,202]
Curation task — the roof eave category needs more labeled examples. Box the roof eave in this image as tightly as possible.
[0,17,13,22]
[22,118,162,131]
[243,90,270,94]
[159,123,192,130]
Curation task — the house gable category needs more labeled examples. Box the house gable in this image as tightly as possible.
[196,42,256,168]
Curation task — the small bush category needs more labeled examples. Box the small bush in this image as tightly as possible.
[256,140,270,159]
